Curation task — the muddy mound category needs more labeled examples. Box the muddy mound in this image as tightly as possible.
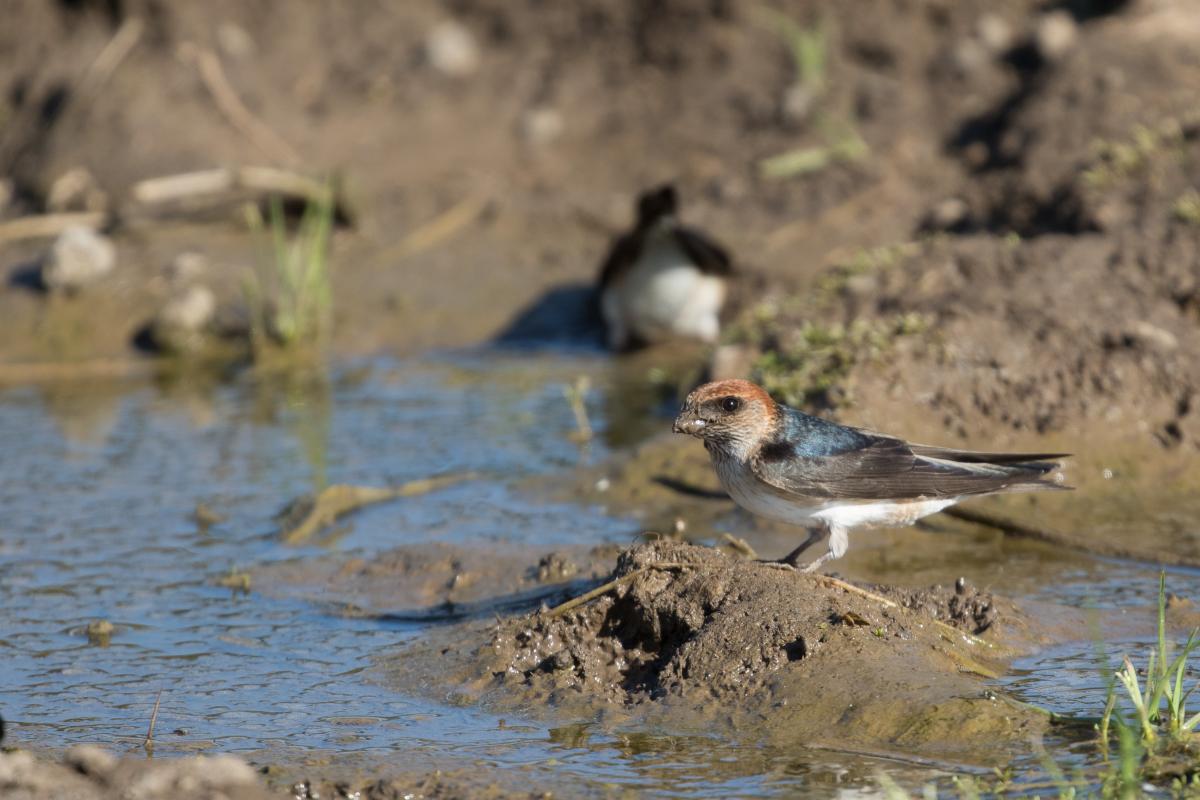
[386,541,1047,763]
[487,542,1000,705]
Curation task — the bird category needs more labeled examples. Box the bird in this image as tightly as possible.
[673,379,1070,573]
[597,184,733,351]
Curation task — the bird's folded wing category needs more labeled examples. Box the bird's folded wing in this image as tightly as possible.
[751,435,1060,501]
[674,226,733,276]
[905,443,1068,468]
[597,232,644,289]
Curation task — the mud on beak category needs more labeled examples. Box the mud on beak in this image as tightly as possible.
[672,413,706,436]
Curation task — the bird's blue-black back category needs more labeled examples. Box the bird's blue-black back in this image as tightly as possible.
[759,406,874,461]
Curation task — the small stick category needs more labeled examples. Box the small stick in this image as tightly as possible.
[144,688,162,755]
[79,16,144,98]
[545,563,688,618]
[180,45,302,166]
[0,212,107,243]
[811,574,990,646]
[131,166,333,207]
[811,574,898,609]
[383,194,489,260]
[721,533,758,560]
[282,473,479,544]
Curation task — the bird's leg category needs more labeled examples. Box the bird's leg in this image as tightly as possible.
[799,524,849,574]
[765,525,828,568]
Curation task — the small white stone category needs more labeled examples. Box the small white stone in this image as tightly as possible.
[41,226,116,291]
[782,82,818,124]
[521,107,564,146]
[952,38,989,77]
[47,167,107,213]
[930,197,969,230]
[1129,321,1178,351]
[151,285,217,353]
[217,22,255,59]
[426,21,480,77]
[976,14,1013,55]
[1036,11,1078,62]
[160,285,217,332]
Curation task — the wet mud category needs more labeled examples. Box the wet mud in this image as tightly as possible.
[254,541,620,622]
[385,541,1051,766]
[5,0,1200,796]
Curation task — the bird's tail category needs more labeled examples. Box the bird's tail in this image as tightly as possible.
[912,446,1073,492]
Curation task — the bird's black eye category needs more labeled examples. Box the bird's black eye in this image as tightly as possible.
[721,396,741,413]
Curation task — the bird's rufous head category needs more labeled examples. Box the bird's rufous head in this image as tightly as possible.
[673,379,777,459]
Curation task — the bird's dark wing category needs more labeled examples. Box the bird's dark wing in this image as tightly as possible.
[751,432,1065,502]
[906,443,1069,470]
[673,226,733,276]
[597,232,644,290]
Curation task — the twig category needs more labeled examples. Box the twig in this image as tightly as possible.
[813,574,899,608]
[0,212,107,243]
[545,563,689,618]
[131,166,333,207]
[812,574,990,646]
[280,473,479,544]
[180,44,302,166]
[721,533,758,560]
[144,688,162,755]
[384,194,489,260]
[79,17,144,98]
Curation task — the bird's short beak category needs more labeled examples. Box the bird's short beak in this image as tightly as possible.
[673,414,706,436]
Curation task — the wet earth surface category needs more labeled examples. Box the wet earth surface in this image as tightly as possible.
[1,349,1197,797]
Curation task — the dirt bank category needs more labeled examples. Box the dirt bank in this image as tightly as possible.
[3,0,1196,458]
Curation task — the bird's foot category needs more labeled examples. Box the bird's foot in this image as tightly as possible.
[797,552,836,574]
[757,560,796,571]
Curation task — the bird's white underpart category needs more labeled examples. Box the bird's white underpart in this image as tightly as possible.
[715,452,961,570]
[601,223,726,350]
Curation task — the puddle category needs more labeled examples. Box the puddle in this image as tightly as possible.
[0,348,1196,796]
[0,352,635,756]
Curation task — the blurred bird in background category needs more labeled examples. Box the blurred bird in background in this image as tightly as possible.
[597,185,734,351]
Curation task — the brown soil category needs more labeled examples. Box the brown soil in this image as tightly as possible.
[5,0,1200,795]
[3,0,1197,462]
[0,746,552,800]
[252,540,620,621]
[386,541,1052,766]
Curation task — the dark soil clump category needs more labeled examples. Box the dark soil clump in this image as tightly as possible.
[485,541,1006,705]
[386,541,1048,764]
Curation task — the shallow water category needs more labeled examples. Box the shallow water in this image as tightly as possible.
[0,353,630,752]
[0,349,1196,796]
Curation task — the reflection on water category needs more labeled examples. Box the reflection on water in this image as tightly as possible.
[0,348,1196,796]
[0,353,629,755]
